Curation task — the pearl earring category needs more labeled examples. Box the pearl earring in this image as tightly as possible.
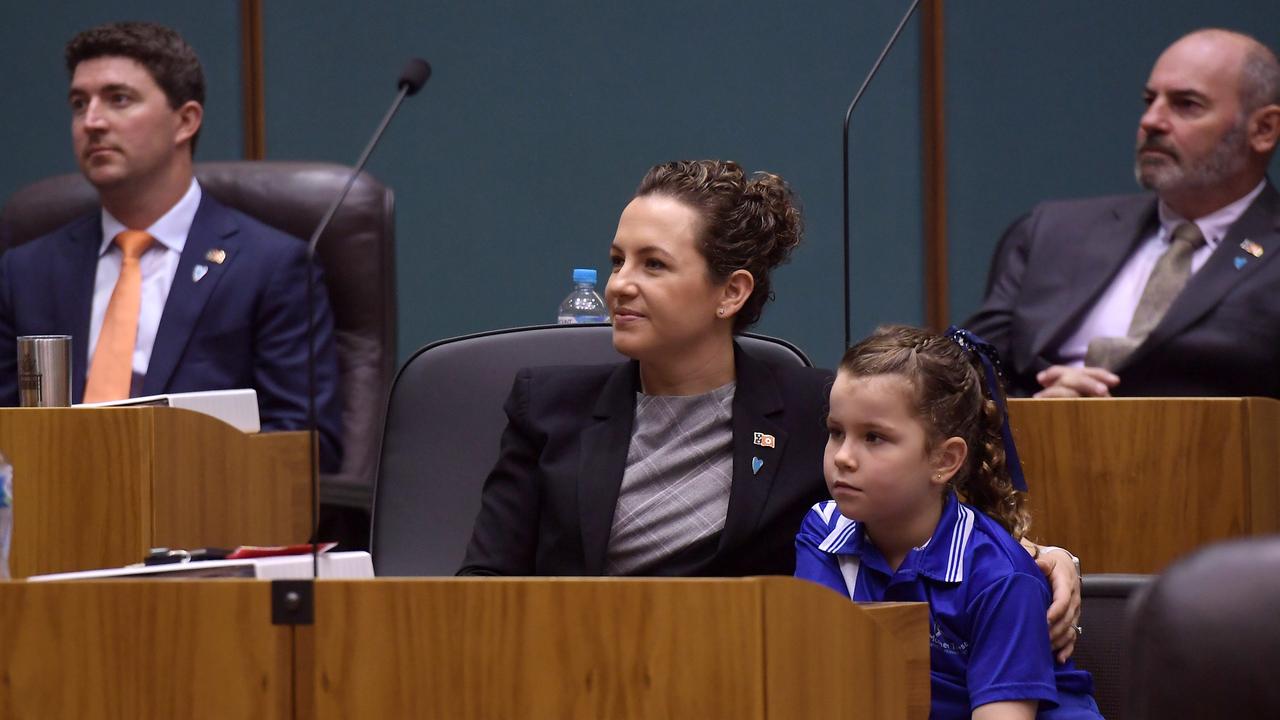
[717,308,725,317]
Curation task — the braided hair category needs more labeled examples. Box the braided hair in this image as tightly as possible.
[839,325,1030,538]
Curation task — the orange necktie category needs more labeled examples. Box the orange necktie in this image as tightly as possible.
[84,230,154,402]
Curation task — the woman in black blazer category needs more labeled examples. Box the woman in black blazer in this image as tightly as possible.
[459,159,1081,655]
[462,159,821,577]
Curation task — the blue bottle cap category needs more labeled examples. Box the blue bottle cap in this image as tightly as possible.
[572,268,597,284]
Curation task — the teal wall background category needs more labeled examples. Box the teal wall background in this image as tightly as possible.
[3,2,1279,371]
[257,0,922,370]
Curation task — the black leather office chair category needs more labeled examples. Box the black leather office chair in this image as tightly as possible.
[371,323,813,577]
[0,162,397,544]
[1125,536,1280,718]
[1072,574,1152,720]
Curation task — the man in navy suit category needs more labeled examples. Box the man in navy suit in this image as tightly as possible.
[0,22,341,468]
[967,29,1280,398]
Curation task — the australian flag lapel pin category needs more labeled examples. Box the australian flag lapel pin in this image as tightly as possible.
[195,247,226,282]
[751,431,775,476]
[1236,239,1263,269]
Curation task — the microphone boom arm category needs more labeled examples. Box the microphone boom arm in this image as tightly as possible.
[842,0,922,350]
[305,59,431,578]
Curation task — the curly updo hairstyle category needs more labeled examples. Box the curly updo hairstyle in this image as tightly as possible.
[635,160,803,332]
[839,325,1031,539]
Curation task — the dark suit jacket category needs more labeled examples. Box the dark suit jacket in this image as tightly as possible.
[459,345,833,577]
[966,181,1280,398]
[0,193,343,469]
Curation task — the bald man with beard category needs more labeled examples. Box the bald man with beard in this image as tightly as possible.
[967,29,1280,398]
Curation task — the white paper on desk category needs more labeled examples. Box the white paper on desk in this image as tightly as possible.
[77,388,261,433]
[27,551,375,581]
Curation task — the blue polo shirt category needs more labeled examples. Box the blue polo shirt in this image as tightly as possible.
[795,493,1094,717]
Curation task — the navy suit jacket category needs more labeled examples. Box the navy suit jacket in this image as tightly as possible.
[966,180,1280,398]
[0,193,343,469]
[459,345,833,577]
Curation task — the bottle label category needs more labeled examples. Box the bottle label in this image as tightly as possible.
[557,315,610,324]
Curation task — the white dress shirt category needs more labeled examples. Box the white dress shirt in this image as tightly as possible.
[88,178,202,380]
[1059,180,1266,366]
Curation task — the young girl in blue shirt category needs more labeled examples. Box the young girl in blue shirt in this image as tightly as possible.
[795,325,1101,719]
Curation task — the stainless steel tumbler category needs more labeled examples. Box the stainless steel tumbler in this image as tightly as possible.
[16,335,72,407]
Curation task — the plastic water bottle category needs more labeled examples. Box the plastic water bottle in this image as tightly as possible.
[0,450,12,580]
[557,268,610,324]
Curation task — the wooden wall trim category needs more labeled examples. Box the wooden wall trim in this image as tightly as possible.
[240,0,265,160]
[921,0,948,329]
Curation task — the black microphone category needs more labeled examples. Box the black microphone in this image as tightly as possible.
[399,58,431,96]
[842,1,920,350]
[304,57,432,578]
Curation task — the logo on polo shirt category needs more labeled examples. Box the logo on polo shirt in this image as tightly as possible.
[930,617,970,656]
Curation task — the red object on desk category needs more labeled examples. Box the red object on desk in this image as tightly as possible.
[226,542,337,559]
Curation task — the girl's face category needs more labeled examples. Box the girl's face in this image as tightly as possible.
[823,372,957,526]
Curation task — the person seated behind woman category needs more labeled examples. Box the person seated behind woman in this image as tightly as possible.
[459,160,1081,661]
[796,325,1101,719]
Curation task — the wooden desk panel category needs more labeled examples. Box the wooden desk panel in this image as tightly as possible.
[1008,398,1280,572]
[305,578,929,720]
[0,407,309,577]
[0,409,152,577]
[307,578,765,719]
[1243,398,1280,536]
[151,415,310,550]
[0,580,291,720]
[763,579,930,720]
[0,578,925,719]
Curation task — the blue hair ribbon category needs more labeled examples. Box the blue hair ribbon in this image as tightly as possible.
[944,325,1028,493]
